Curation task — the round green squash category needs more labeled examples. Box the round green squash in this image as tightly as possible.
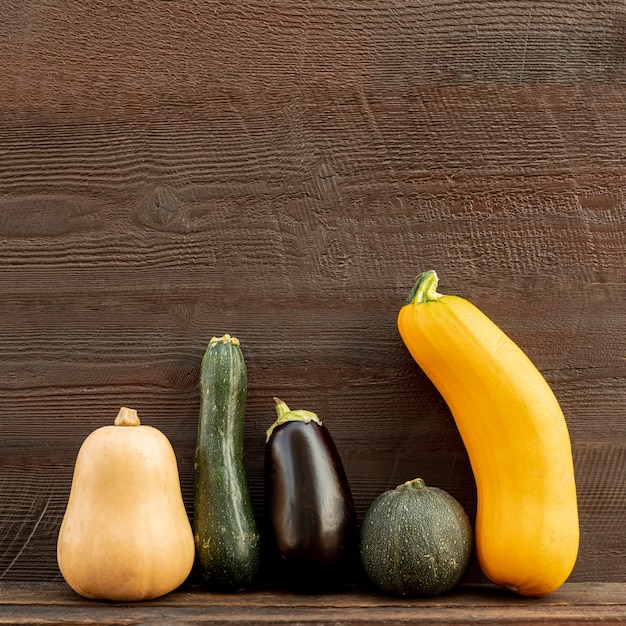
[359,478,473,597]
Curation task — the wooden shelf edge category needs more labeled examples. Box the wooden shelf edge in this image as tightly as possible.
[0,582,624,625]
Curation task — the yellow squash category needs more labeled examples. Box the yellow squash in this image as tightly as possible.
[57,407,195,601]
[397,270,579,597]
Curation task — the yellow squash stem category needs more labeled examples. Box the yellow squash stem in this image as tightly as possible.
[397,270,579,597]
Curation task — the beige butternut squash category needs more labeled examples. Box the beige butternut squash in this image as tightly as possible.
[57,407,194,601]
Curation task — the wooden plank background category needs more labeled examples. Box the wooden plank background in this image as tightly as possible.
[0,0,624,586]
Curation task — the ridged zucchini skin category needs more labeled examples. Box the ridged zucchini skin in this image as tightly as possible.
[397,271,579,597]
[359,478,473,598]
[193,334,260,591]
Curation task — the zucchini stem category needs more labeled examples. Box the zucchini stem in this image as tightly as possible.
[210,333,240,346]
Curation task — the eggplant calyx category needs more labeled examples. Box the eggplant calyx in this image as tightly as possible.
[266,397,322,442]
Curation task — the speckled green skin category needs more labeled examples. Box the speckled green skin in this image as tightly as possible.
[359,478,473,597]
[193,335,260,591]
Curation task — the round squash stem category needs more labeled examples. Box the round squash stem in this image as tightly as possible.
[114,407,141,427]
[398,477,427,491]
[265,397,322,442]
[405,270,442,305]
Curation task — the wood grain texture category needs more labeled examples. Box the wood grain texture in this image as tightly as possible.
[0,583,625,625]
[0,0,624,588]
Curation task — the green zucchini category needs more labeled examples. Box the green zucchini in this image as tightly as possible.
[359,478,473,597]
[193,334,260,591]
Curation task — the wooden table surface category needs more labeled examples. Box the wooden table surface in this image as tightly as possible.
[0,583,625,625]
[0,0,624,607]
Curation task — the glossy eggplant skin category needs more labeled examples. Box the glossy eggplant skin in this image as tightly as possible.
[264,418,357,589]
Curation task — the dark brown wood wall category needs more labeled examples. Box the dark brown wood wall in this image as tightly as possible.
[0,1,624,584]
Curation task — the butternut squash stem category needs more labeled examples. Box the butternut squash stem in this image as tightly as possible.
[114,407,140,427]
[405,270,442,305]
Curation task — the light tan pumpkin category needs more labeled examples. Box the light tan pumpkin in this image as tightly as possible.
[57,407,195,601]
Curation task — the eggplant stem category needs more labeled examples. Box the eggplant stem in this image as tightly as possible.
[266,397,322,442]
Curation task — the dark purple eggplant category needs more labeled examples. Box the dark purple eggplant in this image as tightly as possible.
[264,397,357,590]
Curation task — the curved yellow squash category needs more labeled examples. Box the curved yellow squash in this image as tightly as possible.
[397,270,579,597]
